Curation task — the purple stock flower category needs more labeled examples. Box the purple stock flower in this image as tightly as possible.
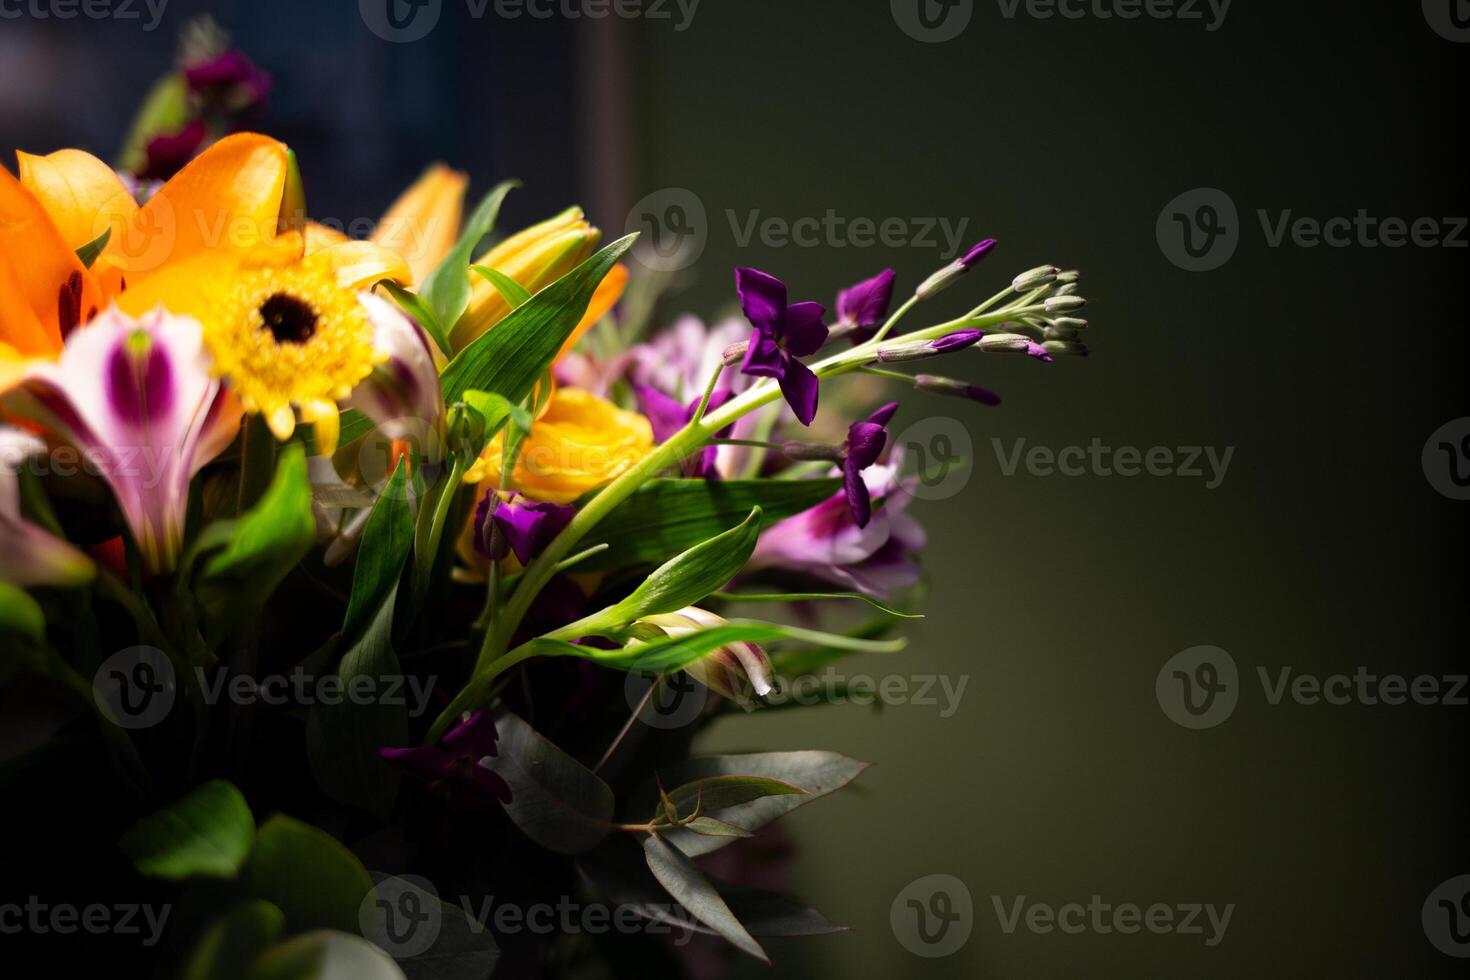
[933,329,985,353]
[380,709,511,804]
[634,385,735,479]
[843,403,898,528]
[736,268,828,426]
[960,239,999,268]
[836,269,897,344]
[473,491,576,565]
[184,49,273,106]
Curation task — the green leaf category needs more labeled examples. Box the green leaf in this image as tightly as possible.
[364,873,500,977]
[643,835,768,963]
[712,591,923,619]
[471,264,533,307]
[380,280,450,357]
[306,588,407,820]
[0,583,43,642]
[574,478,840,571]
[184,900,285,980]
[600,624,786,675]
[652,752,870,858]
[278,149,306,235]
[244,931,406,980]
[607,508,762,624]
[118,780,255,881]
[486,704,614,854]
[75,226,111,269]
[117,72,189,174]
[420,179,520,336]
[192,445,315,641]
[682,816,752,838]
[341,461,413,641]
[664,775,805,819]
[440,234,636,405]
[242,815,375,935]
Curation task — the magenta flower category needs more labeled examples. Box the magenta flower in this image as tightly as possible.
[380,709,511,804]
[634,385,735,479]
[348,294,445,442]
[15,308,239,573]
[836,269,897,344]
[473,492,576,565]
[748,456,925,600]
[0,430,95,588]
[843,403,898,529]
[736,268,828,426]
[184,49,273,106]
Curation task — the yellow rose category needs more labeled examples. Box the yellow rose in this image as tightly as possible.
[466,387,653,504]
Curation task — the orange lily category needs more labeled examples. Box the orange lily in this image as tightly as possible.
[6,133,412,454]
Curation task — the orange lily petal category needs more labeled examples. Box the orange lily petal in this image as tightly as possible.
[125,132,288,278]
[372,163,467,283]
[558,262,628,359]
[16,149,139,302]
[313,239,414,290]
[0,165,103,355]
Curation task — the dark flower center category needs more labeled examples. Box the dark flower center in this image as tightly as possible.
[259,293,319,345]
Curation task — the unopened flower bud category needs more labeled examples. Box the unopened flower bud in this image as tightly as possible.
[877,328,984,363]
[639,608,774,710]
[915,374,1002,407]
[722,341,749,366]
[1049,317,1088,331]
[1043,295,1087,314]
[1053,283,1079,296]
[1012,265,1059,291]
[781,441,844,462]
[1043,340,1090,358]
[1055,269,1080,285]
[915,239,998,299]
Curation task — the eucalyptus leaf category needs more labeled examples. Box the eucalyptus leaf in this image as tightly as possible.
[420,179,520,336]
[574,478,840,571]
[652,752,870,858]
[682,817,752,838]
[118,780,255,881]
[664,775,805,819]
[184,900,285,980]
[485,704,614,854]
[242,815,375,934]
[365,873,500,980]
[439,235,636,405]
[642,835,767,963]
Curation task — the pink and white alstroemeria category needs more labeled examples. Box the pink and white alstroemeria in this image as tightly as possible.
[0,429,95,587]
[14,308,240,573]
[347,292,445,442]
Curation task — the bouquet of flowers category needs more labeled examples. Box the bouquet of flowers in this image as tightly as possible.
[0,60,1091,978]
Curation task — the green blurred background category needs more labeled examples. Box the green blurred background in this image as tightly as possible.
[3,0,1465,974]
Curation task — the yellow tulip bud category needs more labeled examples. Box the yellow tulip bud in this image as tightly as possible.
[451,207,601,351]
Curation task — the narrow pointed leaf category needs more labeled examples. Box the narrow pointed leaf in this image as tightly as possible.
[643,835,768,962]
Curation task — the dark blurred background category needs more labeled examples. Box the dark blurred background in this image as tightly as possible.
[3,0,1467,975]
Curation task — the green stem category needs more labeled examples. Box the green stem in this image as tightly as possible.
[870,294,921,344]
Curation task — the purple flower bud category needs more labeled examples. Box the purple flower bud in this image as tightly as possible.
[473,492,576,565]
[932,329,986,353]
[916,240,999,299]
[959,239,999,269]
